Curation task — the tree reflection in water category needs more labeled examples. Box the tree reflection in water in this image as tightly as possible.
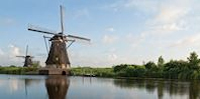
[45,76,70,99]
[113,79,200,99]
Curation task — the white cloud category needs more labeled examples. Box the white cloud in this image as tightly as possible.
[156,1,190,23]
[106,27,115,32]
[148,0,190,30]
[142,22,187,37]
[108,53,118,61]
[9,45,21,57]
[102,35,118,44]
[0,49,4,55]
[105,0,192,49]
[0,44,24,66]
[170,34,200,48]
[160,23,186,31]
[135,0,192,46]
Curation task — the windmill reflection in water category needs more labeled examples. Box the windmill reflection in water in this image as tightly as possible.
[45,76,70,99]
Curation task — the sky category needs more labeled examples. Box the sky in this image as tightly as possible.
[1,0,200,67]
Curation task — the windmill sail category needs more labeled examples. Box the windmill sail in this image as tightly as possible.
[28,25,57,35]
[26,45,28,56]
[60,5,64,34]
[67,35,90,42]
[16,56,26,58]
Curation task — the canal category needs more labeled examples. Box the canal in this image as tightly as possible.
[0,74,199,99]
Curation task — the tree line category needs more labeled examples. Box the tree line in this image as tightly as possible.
[72,51,200,79]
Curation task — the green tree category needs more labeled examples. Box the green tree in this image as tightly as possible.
[187,52,200,69]
[163,60,181,79]
[158,56,165,67]
[145,61,161,78]
[145,61,156,70]
[125,65,145,77]
[113,64,128,73]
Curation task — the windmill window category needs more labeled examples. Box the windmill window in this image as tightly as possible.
[56,57,59,61]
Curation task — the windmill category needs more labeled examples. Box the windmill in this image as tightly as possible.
[28,5,90,74]
[16,45,33,67]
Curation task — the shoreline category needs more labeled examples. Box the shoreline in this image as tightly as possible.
[0,73,198,82]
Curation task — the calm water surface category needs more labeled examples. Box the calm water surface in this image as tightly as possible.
[0,74,199,99]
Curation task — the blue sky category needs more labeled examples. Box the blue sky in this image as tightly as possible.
[1,0,200,67]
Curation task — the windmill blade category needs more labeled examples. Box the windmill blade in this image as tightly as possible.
[36,53,47,57]
[66,40,75,49]
[60,5,65,34]
[67,35,91,42]
[43,35,51,54]
[26,45,28,56]
[30,56,34,58]
[43,35,51,39]
[16,56,26,58]
[28,24,58,35]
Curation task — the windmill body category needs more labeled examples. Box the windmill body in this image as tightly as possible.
[28,6,90,75]
[24,55,33,67]
[46,35,70,69]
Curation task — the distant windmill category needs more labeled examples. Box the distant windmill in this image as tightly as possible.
[28,5,90,74]
[16,45,33,67]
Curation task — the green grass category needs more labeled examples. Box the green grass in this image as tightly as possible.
[0,66,38,75]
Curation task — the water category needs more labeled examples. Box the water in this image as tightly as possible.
[0,74,199,99]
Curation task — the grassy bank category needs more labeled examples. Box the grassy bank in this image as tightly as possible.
[0,66,38,75]
[70,67,114,77]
